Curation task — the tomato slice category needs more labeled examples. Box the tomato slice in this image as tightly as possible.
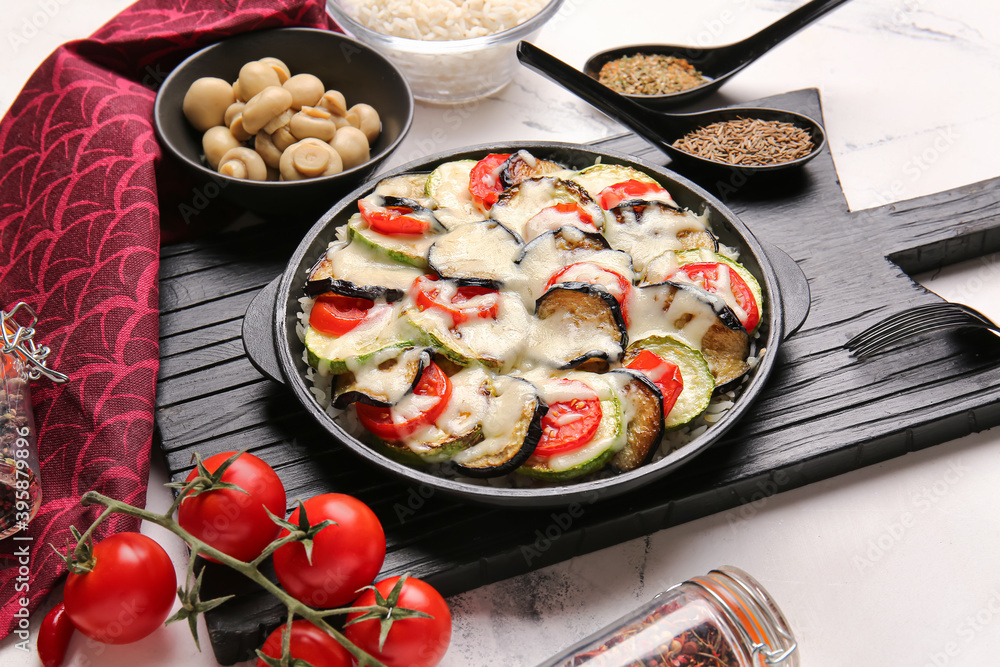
[356,362,453,440]
[534,380,603,457]
[469,153,511,210]
[672,262,760,332]
[545,262,632,324]
[310,293,375,337]
[412,275,500,327]
[598,179,669,209]
[358,198,430,236]
[524,202,599,239]
[626,350,684,416]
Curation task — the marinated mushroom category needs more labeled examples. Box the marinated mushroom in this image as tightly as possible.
[228,113,252,142]
[318,90,347,117]
[182,77,235,132]
[223,102,245,127]
[271,125,297,152]
[238,61,281,101]
[346,103,381,144]
[242,86,294,135]
[218,147,268,181]
[203,126,242,169]
[331,126,370,170]
[255,131,284,169]
[263,109,294,135]
[283,73,325,111]
[279,138,343,180]
[289,106,337,142]
[258,57,291,84]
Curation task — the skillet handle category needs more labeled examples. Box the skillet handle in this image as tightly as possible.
[242,276,285,385]
[762,242,810,339]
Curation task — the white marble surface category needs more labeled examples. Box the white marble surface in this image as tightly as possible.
[3,0,1000,665]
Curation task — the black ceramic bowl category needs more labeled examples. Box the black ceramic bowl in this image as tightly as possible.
[243,141,811,507]
[154,27,413,217]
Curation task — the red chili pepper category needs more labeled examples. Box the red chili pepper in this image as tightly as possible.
[38,602,76,667]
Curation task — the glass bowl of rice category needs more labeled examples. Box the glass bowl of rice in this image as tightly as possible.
[326,0,566,104]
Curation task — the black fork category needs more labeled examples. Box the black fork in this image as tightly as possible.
[844,302,1000,358]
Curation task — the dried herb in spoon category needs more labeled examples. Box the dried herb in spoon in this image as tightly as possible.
[599,54,708,95]
[672,117,814,166]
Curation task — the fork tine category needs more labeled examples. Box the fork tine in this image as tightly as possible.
[844,304,961,348]
[848,314,985,357]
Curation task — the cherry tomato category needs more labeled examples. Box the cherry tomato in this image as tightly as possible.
[626,350,684,416]
[672,262,760,332]
[177,451,287,563]
[534,380,603,457]
[358,198,430,236]
[411,275,500,327]
[469,153,511,210]
[37,602,75,667]
[256,620,351,667]
[63,532,176,645]
[272,493,386,608]
[598,179,670,209]
[310,293,375,337]
[545,262,633,324]
[356,361,454,440]
[346,576,452,667]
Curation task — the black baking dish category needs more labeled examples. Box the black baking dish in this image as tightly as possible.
[242,141,810,507]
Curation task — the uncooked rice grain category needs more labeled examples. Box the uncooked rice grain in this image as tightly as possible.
[343,0,550,41]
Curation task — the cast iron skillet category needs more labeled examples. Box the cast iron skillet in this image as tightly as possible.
[243,141,811,507]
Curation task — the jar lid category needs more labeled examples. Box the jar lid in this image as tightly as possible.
[1,302,69,383]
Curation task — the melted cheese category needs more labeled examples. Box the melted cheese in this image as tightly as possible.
[605,206,708,272]
[628,285,725,351]
[326,240,423,292]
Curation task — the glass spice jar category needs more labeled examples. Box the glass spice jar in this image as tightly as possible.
[0,303,68,539]
[538,566,798,667]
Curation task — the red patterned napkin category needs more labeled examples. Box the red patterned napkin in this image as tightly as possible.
[0,0,335,638]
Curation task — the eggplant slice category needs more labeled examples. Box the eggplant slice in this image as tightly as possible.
[532,283,628,372]
[628,281,750,387]
[427,220,523,289]
[450,375,546,477]
[331,346,432,409]
[606,201,718,273]
[516,227,634,301]
[306,241,420,298]
[499,150,565,188]
[607,369,665,473]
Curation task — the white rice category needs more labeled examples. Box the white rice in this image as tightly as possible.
[343,0,550,41]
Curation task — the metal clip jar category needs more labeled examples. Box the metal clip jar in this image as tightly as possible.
[539,566,798,667]
[1,303,68,539]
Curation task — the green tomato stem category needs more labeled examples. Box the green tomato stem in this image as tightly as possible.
[79,490,388,667]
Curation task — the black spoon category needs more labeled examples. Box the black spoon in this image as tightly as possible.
[583,0,852,111]
[516,41,826,174]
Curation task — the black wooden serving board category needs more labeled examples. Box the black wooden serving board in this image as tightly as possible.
[155,89,1000,664]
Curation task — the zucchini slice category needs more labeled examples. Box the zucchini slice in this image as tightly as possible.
[303,303,413,376]
[530,283,627,372]
[402,291,531,372]
[490,177,603,240]
[628,281,750,387]
[517,373,626,481]
[606,369,665,472]
[346,212,438,269]
[570,163,673,205]
[606,202,718,272]
[426,220,523,288]
[331,346,431,409]
[450,375,546,477]
[424,159,486,228]
[307,240,423,297]
[368,366,492,464]
[623,334,714,429]
[671,249,763,335]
